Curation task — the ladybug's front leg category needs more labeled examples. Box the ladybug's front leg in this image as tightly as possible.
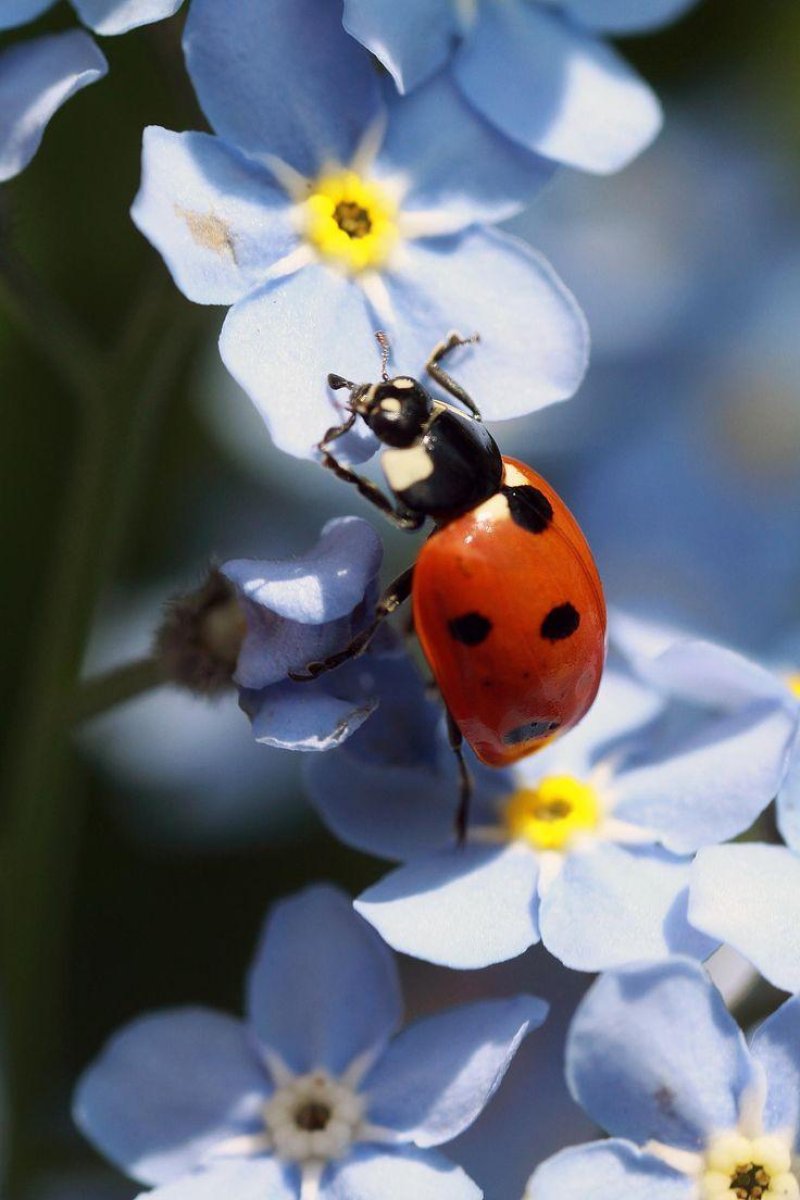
[317,429,424,532]
[289,566,414,681]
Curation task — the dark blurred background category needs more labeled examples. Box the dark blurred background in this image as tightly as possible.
[1,2,799,1197]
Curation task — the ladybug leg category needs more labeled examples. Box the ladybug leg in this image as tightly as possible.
[426,331,482,421]
[446,709,473,846]
[289,567,414,681]
[317,421,424,531]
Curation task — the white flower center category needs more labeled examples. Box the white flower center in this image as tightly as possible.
[263,1069,366,1164]
[701,1133,799,1200]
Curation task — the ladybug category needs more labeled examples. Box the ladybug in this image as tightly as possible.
[295,332,606,831]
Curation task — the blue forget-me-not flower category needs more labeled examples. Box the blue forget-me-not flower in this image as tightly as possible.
[342,0,697,174]
[132,0,588,461]
[308,661,793,971]
[74,884,547,1200]
[0,0,182,181]
[613,619,800,991]
[527,958,800,1200]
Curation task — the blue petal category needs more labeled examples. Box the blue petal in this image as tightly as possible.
[219,267,381,462]
[222,517,382,624]
[690,844,800,994]
[0,0,53,31]
[72,0,183,35]
[342,0,458,93]
[510,668,663,785]
[624,636,792,711]
[326,1145,481,1200]
[566,959,754,1149]
[184,0,381,174]
[307,752,455,861]
[375,71,552,226]
[527,1140,692,1200]
[562,0,697,33]
[246,884,402,1075]
[777,741,800,853]
[355,844,540,968]
[232,609,365,690]
[539,844,716,971]
[612,703,795,853]
[133,1161,296,1200]
[384,228,588,420]
[453,1,661,173]
[131,127,295,306]
[363,995,546,1145]
[750,993,800,1144]
[73,1008,269,1186]
[241,674,377,751]
[0,30,107,183]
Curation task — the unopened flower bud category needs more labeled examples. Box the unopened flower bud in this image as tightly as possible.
[155,568,247,696]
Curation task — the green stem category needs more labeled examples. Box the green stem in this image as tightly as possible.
[74,655,168,723]
[0,272,198,1191]
[0,249,106,411]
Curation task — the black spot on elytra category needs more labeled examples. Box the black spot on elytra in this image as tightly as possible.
[503,484,553,533]
[540,602,580,641]
[503,719,560,746]
[448,612,492,646]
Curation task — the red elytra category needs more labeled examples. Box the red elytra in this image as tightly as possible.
[412,457,606,767]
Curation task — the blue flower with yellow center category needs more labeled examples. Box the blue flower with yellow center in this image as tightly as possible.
[307,658,794,971]
[527,959,800,1200]
[132,0,588,462]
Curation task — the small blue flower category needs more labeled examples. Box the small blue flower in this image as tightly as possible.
[614,615,800,844]
[0,31,107,182]
[74,884,547,1200]
[0,0,182,181]
[527,958,800,1200]
[220,516,388,752]
[622,630,797,992]
[0,0,183,36]
[309,662,792,971]
[132,0,588,461]
[342,0,697,174]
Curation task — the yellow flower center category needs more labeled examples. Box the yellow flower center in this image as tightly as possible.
[701,1133,799,1200]
[303,171,398,273]
[786,673,800,700]
[503,775,601,851]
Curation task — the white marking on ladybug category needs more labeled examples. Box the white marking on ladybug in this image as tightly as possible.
[380,396,402,414]
[382,443,434,491]
[474,491,511,525]
[392,377,416,389]
[502,463,528,487]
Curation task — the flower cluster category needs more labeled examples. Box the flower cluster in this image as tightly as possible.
[13,2,800,1200]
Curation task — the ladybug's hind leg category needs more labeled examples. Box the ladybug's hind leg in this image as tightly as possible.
[426,331,482,421]
[446,709,473,846]
[289,566,414,681]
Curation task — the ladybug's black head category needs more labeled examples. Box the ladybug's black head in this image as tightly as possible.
[328,372,433,448]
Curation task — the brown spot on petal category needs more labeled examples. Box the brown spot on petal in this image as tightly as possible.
[175,206,237,261]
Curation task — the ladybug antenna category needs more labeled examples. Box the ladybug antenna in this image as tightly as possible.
[375,330,391,381]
